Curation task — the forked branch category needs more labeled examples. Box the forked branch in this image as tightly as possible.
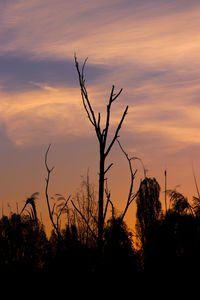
[105,105,128,157]
[117,139,138,221]
[103,180,114,221]
[103,85,124,144]
[74,54,102,141]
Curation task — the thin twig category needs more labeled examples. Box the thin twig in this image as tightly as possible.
[71,199,97,241]
[56,195,71,230]
[103,180,114,220]
[117,139,137,221]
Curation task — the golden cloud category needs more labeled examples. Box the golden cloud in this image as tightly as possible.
[1,0,200,151]
[1,84,126,146]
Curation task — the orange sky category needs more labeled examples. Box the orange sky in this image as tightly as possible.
[1,0,200,233]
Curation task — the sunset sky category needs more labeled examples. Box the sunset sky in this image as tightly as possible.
[1,0,200,232]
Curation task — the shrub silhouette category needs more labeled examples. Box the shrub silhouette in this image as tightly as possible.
[103,217,139,277]
[0,213,48,274]
[142,210,200,276]
[2,178,200,280]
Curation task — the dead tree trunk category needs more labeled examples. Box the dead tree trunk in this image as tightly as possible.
[75,56,128,253]
[98,149,105,252]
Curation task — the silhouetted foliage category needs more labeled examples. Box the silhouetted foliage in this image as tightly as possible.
[103,217,139,276]
[143,210,200,277]
[167,189,192,214]
[2,171,200,281]
[136,177,161,253]
[0,213,48,275]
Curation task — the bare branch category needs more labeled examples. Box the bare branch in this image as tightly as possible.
[97,112,101,133]
[103,86,123,146]
[71,199,97,241]
[112,88,123,102]
[103,181,114,221]
[81,91,96,126]
[117,139,137,221]
[56,195,71,225]
[104,182,110,221]
[102,87,113,144]
[130,156,147,178]
[105,105,128,157]
[45,144,54,173]
[104,163,114,175]
[44,144,61,237]
[75,55,102,141]
[81,57,88,80]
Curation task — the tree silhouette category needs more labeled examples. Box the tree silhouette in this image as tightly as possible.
[136,177,161,253]
[0,213,48,274]
[75,55,128,253]
[103,216,138,276]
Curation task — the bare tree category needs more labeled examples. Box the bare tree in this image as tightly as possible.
[75,55,128,252]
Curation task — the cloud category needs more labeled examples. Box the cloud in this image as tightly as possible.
[125,79,200,147]
[0,84,119,146]
[0,54,109,93]
[1,0,200,153]
[1,1,200,70]
[1,0,200,66]
[29,81,59,92]
[0,87,86,146]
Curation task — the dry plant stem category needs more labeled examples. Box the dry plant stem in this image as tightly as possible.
[45,144,61,237]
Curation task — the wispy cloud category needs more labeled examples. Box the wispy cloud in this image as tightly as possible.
[1,87,84,145]
[29,81,59,92]
[1,0,200,153]
[0,85,115,146]
[1,0,200,66]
